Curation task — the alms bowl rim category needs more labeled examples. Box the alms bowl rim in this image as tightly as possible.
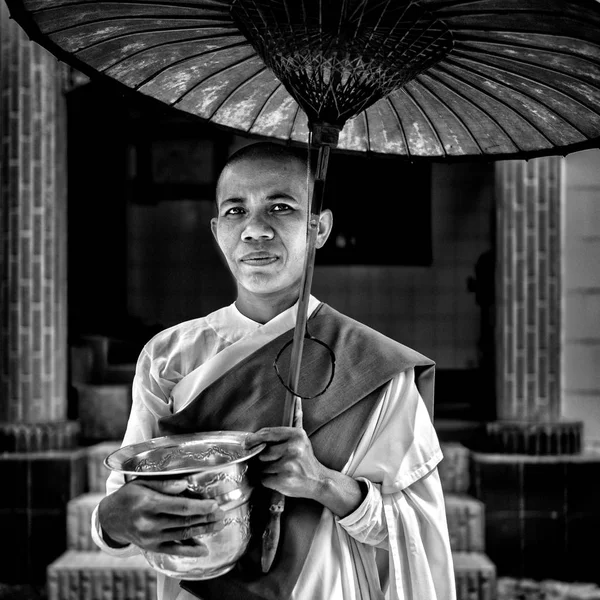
[103,430,266,477]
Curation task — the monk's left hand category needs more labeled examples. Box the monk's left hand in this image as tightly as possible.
[245,426,327,500]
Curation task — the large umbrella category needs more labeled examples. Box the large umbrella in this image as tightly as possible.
[6,0,600,574]
[6,0,600,159]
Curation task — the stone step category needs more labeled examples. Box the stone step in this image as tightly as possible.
[497,577,600,600]
[453,551,496,600]
[75,384,132,444]
[71,489,486,555]
[435,418,486,446]
[103,364,136,385]
[86,441,121,493]
[47,551,156,600]
[68,489,487,556]
[67,493,104,551]
[49,550,494,600]
[445,493,485,553]
[439,442,471,494]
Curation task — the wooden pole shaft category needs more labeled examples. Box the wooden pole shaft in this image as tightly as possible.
[261,141,332,573]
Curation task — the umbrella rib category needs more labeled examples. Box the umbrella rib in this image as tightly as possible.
[412,77,485,155]
[384,97,411,158]
[383,17,445,67]
[399,85,448,159]
[364,0,394,47]
[448,52,593,138]
[423,68,523,153]
[377,4,426,64]
[73,25,240,53]
[259,1,288,59]
[281,0,297,59]
[288,103,302,141]
[455,44,600,98]
[436,4,598,25]
[169,54,259,106]
[435,61,556,146]
[100,38,249,84]
[300,0,309,44]
[248,82,285,133]
[46,14,233,36]
[319,0,323,37]
[455,34,600,72]
[75,30,242,59]
[351,0,371,32]
[203,65,269,124]
[337,0,349,37]
[362,111,371,153]
[30,0,231,16]
[427,0,494,9]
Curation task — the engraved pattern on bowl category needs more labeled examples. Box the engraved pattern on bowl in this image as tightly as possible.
[104,431,265,580]
[142,502,253,580]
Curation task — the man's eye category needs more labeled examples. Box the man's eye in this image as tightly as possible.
[224,206,245,216]
[271,204,292,213]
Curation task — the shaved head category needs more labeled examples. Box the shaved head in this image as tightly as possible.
[225,142,308,171]
[217,142,313,199]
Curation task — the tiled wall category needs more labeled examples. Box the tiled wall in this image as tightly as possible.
[128,159,494,369]
[494,158,563,423]
[126,161,494,369]
[313,161,494,369]
[0,4,69,423]
[563,149,600,447]
[127,200,236,327]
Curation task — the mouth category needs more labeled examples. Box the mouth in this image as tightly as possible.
[240,252,279,266]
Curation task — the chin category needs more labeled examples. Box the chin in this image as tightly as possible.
[243,277,299,299]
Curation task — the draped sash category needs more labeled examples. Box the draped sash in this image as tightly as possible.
[158,304,435,600]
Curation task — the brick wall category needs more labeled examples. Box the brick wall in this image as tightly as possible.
[563,149,600,447]
[0,6,68,423]
[494,158,563,422]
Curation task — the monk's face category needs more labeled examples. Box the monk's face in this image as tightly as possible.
[212,155,331,310]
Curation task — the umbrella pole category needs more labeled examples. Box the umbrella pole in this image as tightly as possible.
[282,141,331,427]
[261,129,337,573]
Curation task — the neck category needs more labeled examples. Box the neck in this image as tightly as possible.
[235,289,301,324]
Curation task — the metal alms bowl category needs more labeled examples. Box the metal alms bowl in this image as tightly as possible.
[104,431,265,580]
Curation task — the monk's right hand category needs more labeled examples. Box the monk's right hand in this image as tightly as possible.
[97,478,225,556]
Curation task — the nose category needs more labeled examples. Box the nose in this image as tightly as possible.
[241,212,274,241]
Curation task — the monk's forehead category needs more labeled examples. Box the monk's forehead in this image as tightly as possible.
[226,153,307,178]
[217,154,309,198]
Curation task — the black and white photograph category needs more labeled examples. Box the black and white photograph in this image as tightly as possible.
[1,2,600,600]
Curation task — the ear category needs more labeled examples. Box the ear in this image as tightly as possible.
[315,209,333,249]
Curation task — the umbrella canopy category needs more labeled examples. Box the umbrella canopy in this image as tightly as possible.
[6,0,600,160]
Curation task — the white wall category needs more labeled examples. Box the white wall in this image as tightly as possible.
[563,149,600,447]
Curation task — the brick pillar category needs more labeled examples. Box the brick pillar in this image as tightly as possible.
[469,159,591,583]
[486,157,582,454]
[0,4,78,451]
[0,7,86,584]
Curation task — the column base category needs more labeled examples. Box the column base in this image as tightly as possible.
[471,450,600,584]
[0,448,87,583]
[0,420,80,452]
[483,420,583,455]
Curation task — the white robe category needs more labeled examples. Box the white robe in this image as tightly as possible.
[91,297,456,600]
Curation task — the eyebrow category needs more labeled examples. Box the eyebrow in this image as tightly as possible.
[219,192,301,206]
[266,193,300,202]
